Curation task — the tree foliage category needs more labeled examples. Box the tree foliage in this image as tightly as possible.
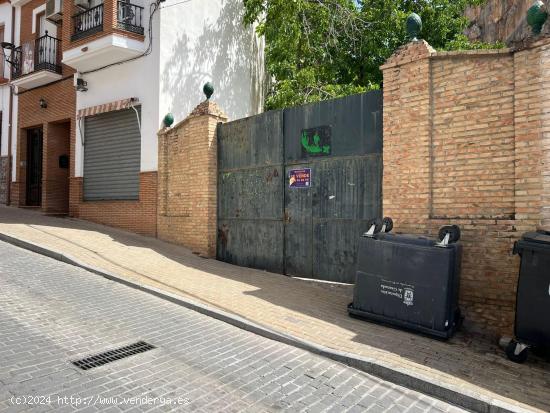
[243,0,501,110]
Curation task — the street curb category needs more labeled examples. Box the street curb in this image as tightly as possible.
[0,232,535,413]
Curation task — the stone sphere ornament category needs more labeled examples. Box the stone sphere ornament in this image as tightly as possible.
[527,0,548,35]
[163,113,174,128]
[203,82,214,100]
[406,13,422,41]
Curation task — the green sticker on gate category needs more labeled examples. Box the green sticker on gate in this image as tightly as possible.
[301,126,331,157]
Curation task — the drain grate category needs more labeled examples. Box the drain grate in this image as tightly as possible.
[72,341,156,371]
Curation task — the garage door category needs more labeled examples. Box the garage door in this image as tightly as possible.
[83,107,141,201]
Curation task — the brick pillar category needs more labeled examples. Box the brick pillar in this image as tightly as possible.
[157,100,228,257]
[513,44,545,231]
[381,40,435,234]
[540,44,550,229]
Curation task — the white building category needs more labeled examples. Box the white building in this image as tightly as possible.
[0,1,13,205]
[3,0,264,234]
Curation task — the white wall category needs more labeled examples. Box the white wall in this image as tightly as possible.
[74,0,264,176]
[0,2,13,159]
[0,85,10,157]
[11,6,20,181]
[74,3,161,176]
[159,0,264,123]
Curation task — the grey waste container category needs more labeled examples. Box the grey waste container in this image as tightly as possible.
[348,231,462,339]
[506,230,550,363]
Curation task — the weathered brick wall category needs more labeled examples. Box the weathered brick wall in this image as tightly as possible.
[69,172,158,236]
[157,101,227,257]
[382,41,434,234]
[542,46,550,228]
[382,39,550,336]
[431,52,515,219]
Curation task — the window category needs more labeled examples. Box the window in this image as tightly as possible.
[83,107,141,201]
[36,11,46,38]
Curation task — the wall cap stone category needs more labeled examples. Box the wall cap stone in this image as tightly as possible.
[432,48,513,58]
[158,100,228,137]
[380,40,436,69]
[509,33,550,51]
[381,35,550,71]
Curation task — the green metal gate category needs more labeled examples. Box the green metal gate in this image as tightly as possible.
[217,91,382,283]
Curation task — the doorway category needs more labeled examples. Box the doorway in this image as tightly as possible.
[26,127,43,206]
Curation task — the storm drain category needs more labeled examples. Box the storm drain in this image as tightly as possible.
[72,341,156,371]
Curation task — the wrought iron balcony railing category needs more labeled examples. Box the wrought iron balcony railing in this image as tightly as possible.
[117,1,144,35]
[11,32,62,80]
[72,3,104,41]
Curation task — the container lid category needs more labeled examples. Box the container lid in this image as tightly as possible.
[522,231,550,245]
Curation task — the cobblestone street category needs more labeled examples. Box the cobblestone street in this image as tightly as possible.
[0,241,466,412]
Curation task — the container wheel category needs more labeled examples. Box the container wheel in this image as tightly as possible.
[450,225,461,242]
[366,218,383,234]
[454,308,464,330]
[382,217,394,233]
[506,340,529,364]
[438,225,461,243]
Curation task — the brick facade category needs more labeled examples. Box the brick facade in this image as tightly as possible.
[157,100,227,257]
[13,76,75,213]
[381,39,550,336]
[12,0,153,230]
[11,0,75,212]
[69,172,158,237]
[61,0,145,54]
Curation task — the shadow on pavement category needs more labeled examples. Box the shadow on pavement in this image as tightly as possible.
[0,205,549,411]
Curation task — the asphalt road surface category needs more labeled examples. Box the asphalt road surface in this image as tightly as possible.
[0,241,467,412]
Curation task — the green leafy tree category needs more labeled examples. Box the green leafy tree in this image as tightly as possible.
[243,0,500,109]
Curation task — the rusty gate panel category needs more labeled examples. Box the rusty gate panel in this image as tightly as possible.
[284,91,382,162]
[217,90,383,283]
[283,91,383,282]
[217,111,285,273]
[311,155,382,282]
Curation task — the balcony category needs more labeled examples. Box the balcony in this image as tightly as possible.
[63,0,146,72]
[11,32,62,89]
[72,4,104,41]
[117,1,144,36]
[71,1,144,41]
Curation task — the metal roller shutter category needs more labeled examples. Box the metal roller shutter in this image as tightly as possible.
[83,107,141,201]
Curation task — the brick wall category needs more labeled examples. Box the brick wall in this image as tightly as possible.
[20,0,46,44]
[69,172,158,237]
[20,0,74,78]
[381,39,550,336]
[157,100,227,257]
[14,77,75,211]
[61,0,145,54]
[42,122,70,213]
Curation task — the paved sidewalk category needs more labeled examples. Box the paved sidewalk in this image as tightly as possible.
[2,241,466,413]
[0,205,549,412]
